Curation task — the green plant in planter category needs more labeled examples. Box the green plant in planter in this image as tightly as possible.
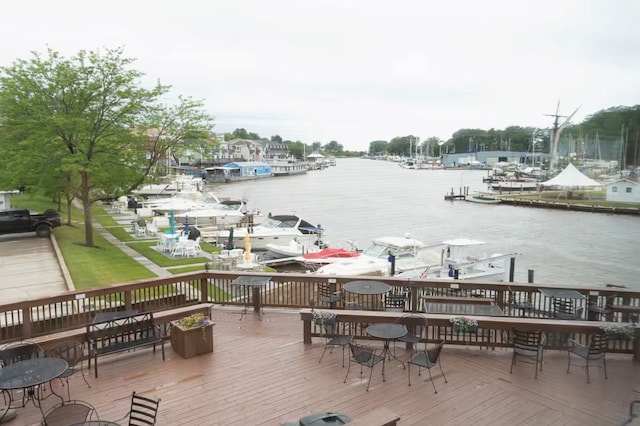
[450,316,478,334]
[312,311,337,325]
[175,312,212,339]
[600,324,634,340]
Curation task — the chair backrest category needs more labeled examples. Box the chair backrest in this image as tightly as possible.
[321,319,340,338]
[0,342,44,366]
[553,299,574,317]
[349,343,376,365]
[425,340,445,366]
[129,391,161,426]
[512,329,543,354]
[43,400,96,426]
[395,313,428,340]
[384,294,406,312]
[318,282,335,299]
[589,333,608,356]
[47,341,84,368]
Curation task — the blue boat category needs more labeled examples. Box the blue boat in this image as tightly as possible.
[205,161,273,183]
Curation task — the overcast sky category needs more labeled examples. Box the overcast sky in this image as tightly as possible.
[2,0,639,151]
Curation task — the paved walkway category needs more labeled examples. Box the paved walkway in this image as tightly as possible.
[0,233,67,303]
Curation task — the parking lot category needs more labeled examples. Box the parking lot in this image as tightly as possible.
[0,233,68,303]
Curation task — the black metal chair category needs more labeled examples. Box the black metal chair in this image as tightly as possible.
[407,340,447,393]
[0,341,44,366]
[567,333,608,383]
[394,313,428,355]
[42,399,97,426]
[46,341,91,400]
[0,341,45,407]
[507,286,534,317]
[553,299,583,320]
[318,282,342,308]
[344,343,385,391]
[114,391,162,426]
[510,329,545,379]
[318,319,353,367]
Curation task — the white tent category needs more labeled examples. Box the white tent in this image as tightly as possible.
[540,163,601,188]
[540,163,601,199]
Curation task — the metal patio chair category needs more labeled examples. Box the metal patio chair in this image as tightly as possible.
[46,341,91,400]
[407,340,447,393]
[318,319,353,367]
[567,333,608,383]
[510,329,545,379]
[344,343,385,391]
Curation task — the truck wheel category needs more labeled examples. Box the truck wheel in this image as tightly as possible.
[36,224,52,237]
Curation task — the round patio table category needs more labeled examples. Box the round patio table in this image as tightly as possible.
[366,323,408,368]
[0,357,68,419]
[69,421,121,426]
[343,280,391,295]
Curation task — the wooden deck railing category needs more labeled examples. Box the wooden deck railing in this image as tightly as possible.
[1,272,639,354]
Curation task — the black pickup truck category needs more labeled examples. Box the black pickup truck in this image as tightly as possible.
[0,208,62,237]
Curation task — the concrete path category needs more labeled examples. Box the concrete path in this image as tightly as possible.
[0,233,67,303]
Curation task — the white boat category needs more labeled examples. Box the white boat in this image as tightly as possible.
[312,234,443,277]
[421,238,520,282]
[465,194,501,204]
[203,215,324,251]
[491,178,539,191]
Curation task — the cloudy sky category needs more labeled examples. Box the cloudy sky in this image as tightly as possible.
[1,0,639,151]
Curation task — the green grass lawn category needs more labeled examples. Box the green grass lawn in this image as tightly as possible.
[10,194,220,289]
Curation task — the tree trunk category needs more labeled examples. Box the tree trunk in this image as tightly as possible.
[81,171,94,247]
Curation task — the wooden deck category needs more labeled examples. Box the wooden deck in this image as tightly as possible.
[13,307,640,426]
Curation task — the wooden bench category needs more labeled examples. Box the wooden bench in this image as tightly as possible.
[86,312,164,378]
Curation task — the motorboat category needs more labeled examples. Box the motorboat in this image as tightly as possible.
[490,178,539,191]
[173,198,264,227]
[202,214,325,251]
[465,194,501,204]
[312,234,443,277]
[421,238,521,282]
[265,238,359,263]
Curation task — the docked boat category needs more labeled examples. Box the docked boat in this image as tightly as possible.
[465,194,501,204]
[202,214,325,251]
[312,234,443,277]
[420,238,520,282]
[490,178,539,191]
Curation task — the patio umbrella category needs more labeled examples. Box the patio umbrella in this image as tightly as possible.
[225,227,235,250]
[169,209,176,234]
[244,233,251,262]
[184,215,190,237]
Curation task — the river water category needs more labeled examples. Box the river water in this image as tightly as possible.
[209,158,640,288]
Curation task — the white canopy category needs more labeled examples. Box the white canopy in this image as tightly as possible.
[540,163,601,188]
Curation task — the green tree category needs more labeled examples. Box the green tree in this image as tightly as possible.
[368,140,388,156]
[323,140,343,154]
[225,128,260,140]
[0,47,214,247]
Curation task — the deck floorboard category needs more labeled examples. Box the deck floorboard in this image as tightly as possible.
[10,307,640,425]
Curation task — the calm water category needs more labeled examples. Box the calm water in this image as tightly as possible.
[209,158,640,287]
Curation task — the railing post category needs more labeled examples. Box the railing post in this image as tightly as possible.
[200,277,209,302]
[303,317,312,344]
[22,307,32,339]
[125,291,132,311]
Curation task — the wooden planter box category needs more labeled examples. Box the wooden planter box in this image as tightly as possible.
[170,321,214,359]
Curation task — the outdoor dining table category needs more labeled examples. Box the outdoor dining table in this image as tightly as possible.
[423,302,506,317]
[0,357,68,421]
[343,280,391,310]
[231,275,272,320]
[69,421,121,426]
[366,323,408,369]
[539,288,586,300]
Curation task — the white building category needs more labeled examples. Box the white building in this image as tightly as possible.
[605,179,640,203]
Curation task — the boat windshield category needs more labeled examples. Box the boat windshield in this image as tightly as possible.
[362,243,394,258]
[260,217,291,229]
